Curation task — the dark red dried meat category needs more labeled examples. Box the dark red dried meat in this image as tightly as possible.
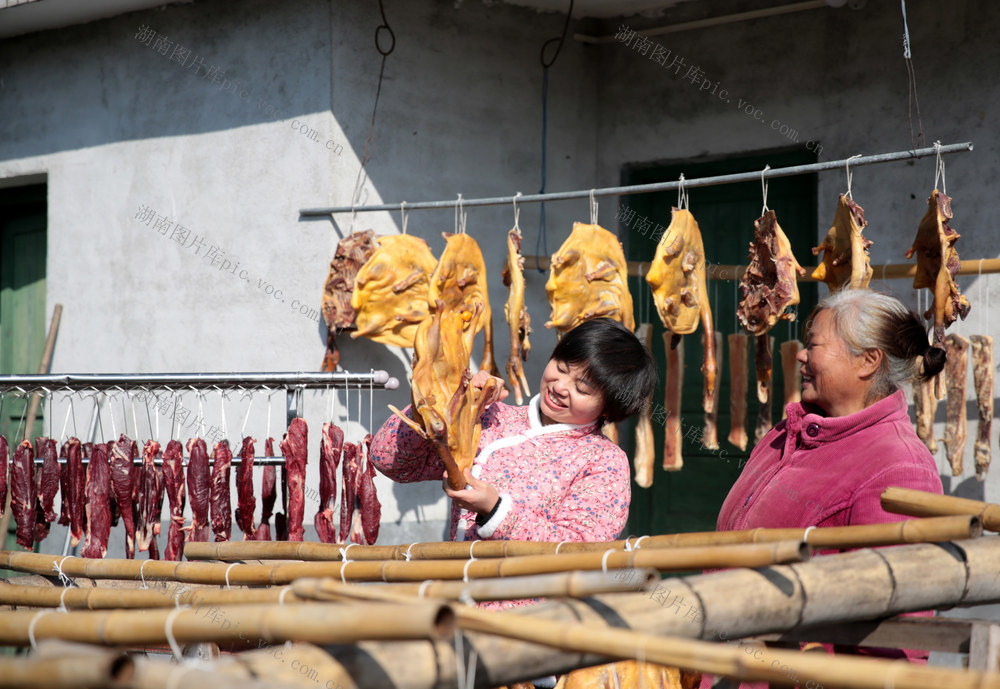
[186,438,210,542]
[210,439,233,542]
[82,444,111,558]
[315,423,343,543]
[234,437,256,539]
[162,440,186,561]
[281,419,308,542]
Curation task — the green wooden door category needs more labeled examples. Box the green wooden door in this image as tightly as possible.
[1,184,48,446]
[622,151,818,536]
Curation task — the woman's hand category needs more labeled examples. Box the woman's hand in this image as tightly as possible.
[470,370,509,407]
[443,468,500,515]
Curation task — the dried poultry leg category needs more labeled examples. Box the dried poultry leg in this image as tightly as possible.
[502,226,532,404]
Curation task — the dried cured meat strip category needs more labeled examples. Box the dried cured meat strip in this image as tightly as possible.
[281,419,307,542]
[234,437,256,539]
[210,440,233,542]
[162,440,186,561]
[186,438,210,542]
[11,441,36,549]
[727,333,749,451]
[81,444,111,558]
[315,423,343,544]
[944,334,970,476]
[970,335,993,480]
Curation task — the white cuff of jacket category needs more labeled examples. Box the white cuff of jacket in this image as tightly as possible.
[476,493,513,538]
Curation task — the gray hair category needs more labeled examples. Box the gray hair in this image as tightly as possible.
[813,289,935,401]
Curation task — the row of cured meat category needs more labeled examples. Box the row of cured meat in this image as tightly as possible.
[0,418,382,557]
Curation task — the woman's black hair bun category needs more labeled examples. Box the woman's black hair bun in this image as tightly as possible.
[922,345,947,379]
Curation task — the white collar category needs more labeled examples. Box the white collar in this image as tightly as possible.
[527,394,596,434]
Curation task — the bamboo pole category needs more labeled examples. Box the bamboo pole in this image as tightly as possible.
[128,642,359,689]
[454,606,1000,689]
[308,538,1000,689]
[0,579,305,610]
[182,516,977,562]
[0,569,656,610]
[291,569,657,605]
[522,256,1000,282]
[0,541,809,584]
[0,641,132,689]
[882,487,1000,532]
[0,601,453,647]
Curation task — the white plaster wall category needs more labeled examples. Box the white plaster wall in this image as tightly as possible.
[0,0,597,548]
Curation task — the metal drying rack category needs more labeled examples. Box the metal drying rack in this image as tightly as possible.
[0,371,400,467]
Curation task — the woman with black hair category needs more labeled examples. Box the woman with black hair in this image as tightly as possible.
[370,317,657,558]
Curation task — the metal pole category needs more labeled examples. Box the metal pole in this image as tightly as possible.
[298,142,973,216]
[0,371,400,394]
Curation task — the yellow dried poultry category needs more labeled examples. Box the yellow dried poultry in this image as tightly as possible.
[905,189,971,348]
[429,232,499,376]
[646,207,717,412]
[351,234,437,348]
[389,301,500,491]
[502,226,532,404]
[811,194,872,292]
[545,223,635,333]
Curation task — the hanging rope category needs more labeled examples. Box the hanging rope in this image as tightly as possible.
[760,164,770,216]
[844,154,862,199]
[933,140,947,194]
[349,0,395,231]
[400,201,409,235]
[589,189,598,225]
[900,0,924,151]
[535,0,574,271]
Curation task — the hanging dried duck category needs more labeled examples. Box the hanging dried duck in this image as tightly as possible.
[351,234,437,348]
[811,195,872,292]
[502,225,532,404]
[646,208,716,413]
[737,210,806,335]
[547,222,635,334]
[906,190,971,349]
[321,229,378,371]
[390,301,500,490]
[429,232,499,376]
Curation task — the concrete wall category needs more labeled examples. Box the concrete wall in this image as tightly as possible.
[592,0,1000,506]
[589,0,1000,659]
[0,0,596,547]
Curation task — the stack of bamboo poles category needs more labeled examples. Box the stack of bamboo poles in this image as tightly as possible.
[0,490,998,689]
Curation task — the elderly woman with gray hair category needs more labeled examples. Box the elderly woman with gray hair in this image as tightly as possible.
[708,289,947,685]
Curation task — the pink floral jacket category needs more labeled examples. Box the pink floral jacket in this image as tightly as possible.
[369,395,631,544]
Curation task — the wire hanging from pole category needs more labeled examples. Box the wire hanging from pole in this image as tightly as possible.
[348,0,395,232]
[534,0,575,272]
[900,0,924,150]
